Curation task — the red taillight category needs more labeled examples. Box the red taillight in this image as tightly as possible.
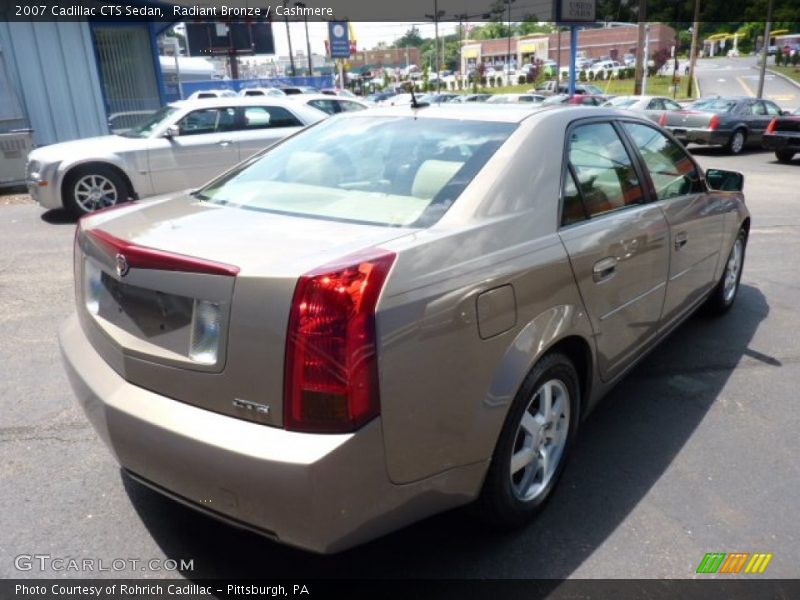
[658,113,668,126]
[709,115,720,130]
[284,249,396,433]
[766,117,777,134]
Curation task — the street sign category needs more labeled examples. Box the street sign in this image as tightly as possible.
[556,0,596,22]
[328,21,351,58]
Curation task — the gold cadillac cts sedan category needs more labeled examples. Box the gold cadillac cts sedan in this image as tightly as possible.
[60,104,750,553]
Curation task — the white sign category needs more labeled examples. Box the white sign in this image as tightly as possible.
[559,0,596,22]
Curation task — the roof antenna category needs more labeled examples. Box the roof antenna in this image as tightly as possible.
[408,82,421,109]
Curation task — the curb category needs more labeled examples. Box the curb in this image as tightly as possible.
[765,68,800,92]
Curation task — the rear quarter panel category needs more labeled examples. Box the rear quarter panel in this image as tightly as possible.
[376,112,596,485]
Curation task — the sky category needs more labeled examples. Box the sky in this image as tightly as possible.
[175,21,462,59]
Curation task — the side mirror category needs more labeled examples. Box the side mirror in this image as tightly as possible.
[782,110,793,116]
[706,168,744,192]
[164,125,180,139]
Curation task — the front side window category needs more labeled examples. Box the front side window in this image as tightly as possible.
[748,102,766,116]
[178,108,236,135]
[764,101,782,116]
[623,122,700,201]
[121,105,179,138]
[567,122,645,218]
[339,100,366,112]
[308,99,340,115]
[197,116,516,227]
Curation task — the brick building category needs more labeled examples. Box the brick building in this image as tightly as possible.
[348,46,421,72]
[460,24,677,73]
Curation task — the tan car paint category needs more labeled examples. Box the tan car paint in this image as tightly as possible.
[62,105,750,552]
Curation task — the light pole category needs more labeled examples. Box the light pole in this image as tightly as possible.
[425,1,445,92]
[294,2,313,76]
[686,0,701,98]
[282,0,295,77]
[757,0,775,99]
[505,0,515,82]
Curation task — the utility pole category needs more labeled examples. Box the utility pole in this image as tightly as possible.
[456,13,467,83]
[633,0,646,95]
[556,27,561,87]
[294,2,313,76]
[686,0,701,98]
[283,0,295,77]
[506,0,515,82]
[757,0,775,98]
[425,0,445,92]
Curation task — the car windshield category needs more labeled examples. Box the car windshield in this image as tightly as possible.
[605,97,638,108]
[196,116,516,227]
[691,99,737,112]
[119,105,179,138]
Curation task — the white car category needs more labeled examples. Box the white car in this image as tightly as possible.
[238,87,286,98]
[26,98,326,216]
[187,89,237,100]
[590,60,622,78]
[287,93,370,115]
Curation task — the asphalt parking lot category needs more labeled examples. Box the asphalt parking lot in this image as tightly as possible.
[1,146,799,580]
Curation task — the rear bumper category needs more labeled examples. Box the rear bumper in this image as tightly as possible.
[59,313,484,553]
[665,127,731,146]
[762,133,800,152]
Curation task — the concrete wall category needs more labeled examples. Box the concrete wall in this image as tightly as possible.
[0,21,108,146]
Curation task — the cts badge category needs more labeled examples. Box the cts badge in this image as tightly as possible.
[115,253,129,278]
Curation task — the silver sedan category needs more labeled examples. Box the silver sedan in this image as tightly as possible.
[26,97,325,216]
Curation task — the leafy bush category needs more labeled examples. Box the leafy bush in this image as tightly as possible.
[775,52,783,66]
[791,53,799,67]
[518,74,527,85]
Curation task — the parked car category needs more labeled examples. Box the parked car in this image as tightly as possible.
[187,89,237,100]
[61,104,750,554]
[660,96,784,154]
[454,93,491,103]
[26,98,326,216]
[542,94,607,106]
[288,93,369,115]
[238,87,286,98]
[278,86,319,95]
[623,53,636,67]
[426,92,460,103]
[363,91,397,105]
[535,81,605,96]
[590,60,622,78]
[320,88,357,97]
[486,93,546,105]
[762,107,800,162]
[602,95,683,123]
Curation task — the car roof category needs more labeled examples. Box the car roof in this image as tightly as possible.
[352,103,614,123]
[289,94,367,104]
[169,97,305,109]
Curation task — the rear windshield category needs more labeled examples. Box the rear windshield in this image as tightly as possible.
[691,99,737,112]
[197,116,516,227]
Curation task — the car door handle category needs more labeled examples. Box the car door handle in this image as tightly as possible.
[674,232,688,250]
[217,140,233,147]
[592,257,618,282]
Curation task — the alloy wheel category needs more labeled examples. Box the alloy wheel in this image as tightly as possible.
[74,174,118,212]
[509,378,570,502]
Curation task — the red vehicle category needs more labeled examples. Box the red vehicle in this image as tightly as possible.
[763,108,800,162]
[541,94,607,107]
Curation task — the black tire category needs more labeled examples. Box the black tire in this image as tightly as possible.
[725,128,747,155]
[775,149,795,163]
[705,228,747,315]
[478,352,581,529]
[63,165,132,218]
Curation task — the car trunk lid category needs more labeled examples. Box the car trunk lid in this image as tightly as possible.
[75,194,414,427]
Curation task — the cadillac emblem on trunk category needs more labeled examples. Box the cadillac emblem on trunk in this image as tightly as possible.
[115,253,129,278]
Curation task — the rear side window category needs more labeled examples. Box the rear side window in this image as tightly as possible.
[242,106,302,129]
[564,122,645,222]
[623,122,700,201]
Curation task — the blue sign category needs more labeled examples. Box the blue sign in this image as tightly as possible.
[328,21,350,58]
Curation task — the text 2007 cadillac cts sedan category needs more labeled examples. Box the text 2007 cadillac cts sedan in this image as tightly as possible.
[60,104,750,553]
